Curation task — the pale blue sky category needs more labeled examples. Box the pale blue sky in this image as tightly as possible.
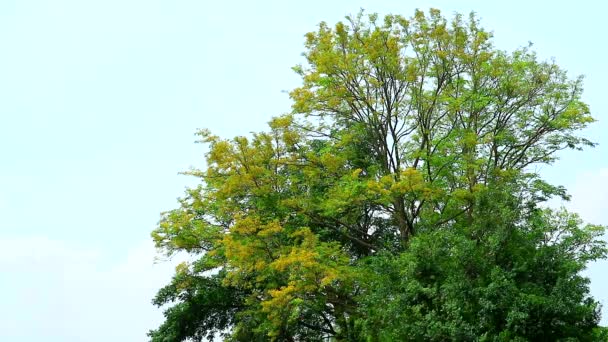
[1,1,606,341]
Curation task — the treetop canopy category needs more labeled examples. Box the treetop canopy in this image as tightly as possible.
[149,9,606,342]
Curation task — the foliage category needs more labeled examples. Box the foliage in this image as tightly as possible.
[149,9,606,341]
[356,186,605,341]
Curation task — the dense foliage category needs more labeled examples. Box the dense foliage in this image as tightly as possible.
[149,9,606,341]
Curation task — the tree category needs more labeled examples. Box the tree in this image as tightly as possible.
[149,9,606,341]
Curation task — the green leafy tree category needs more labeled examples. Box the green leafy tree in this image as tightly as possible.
[149,9,606,341]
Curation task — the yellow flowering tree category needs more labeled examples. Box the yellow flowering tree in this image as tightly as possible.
[149,9,605,341]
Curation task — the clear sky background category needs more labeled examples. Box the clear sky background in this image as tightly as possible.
[1,1,606,341]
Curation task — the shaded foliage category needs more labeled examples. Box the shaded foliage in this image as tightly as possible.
[356,185,605,341]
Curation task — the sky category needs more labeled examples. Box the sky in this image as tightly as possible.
[0,1,606,340]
